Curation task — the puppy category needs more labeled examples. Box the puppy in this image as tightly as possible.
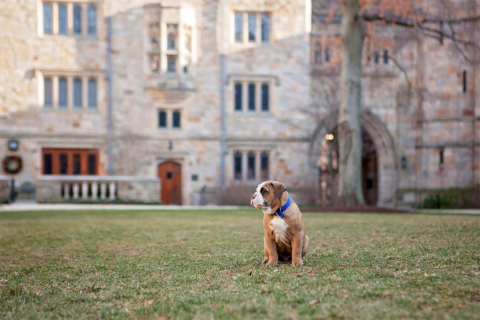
[251,181,308,266]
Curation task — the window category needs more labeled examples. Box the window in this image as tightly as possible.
[59,154,68,174]
[233,150,270,182]
[73,154,81,175]
[173,111,181,128]
[87,5,97,36]
[73,5,82,35]
[73,78,82,108]
[234,13,243,42]
[42,3,97,37]
[234,83,242,111]
[43,3,53,34]
[167,55,176,73]
[324,48,330,63]
[42,148,99,175]
[58,77,68,108]
[439,148,444,168]
[234,152,242,180]
[463,70,467,93]
[314,41,321,64]
[383,50,389,65]
[44,154,53,174]
[248,14,256,42]
[58,4,67,35]
[158,110,167,128]
[248,83,255,111]
[167,24,178,50]
[261,84,269,111]
[88,78,97,109]
[260,152,269,179]
[88,154,97,175]
[247,152,255,180]
[373,51,379,64]
[235,12,270,44]
[44,77,53,107]
[261,14,270,43]
[150,54,160,73]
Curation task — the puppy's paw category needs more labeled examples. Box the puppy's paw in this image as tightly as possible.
[262,258,269,264]
[266,259,278,265]
[292,259,303,266]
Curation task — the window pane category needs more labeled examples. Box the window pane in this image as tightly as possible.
[314,41,321,64]
[373,51,379,64]
[44,154,53,174]
[167,55,176,73]
[383,50,389,64]
[73,154,81,175]
[235,13,243,42]
[58,77,68,108]
[325,48,330,62]
[59,154,68,175]
[248,13,256,42]
[87,5,97,36]
[73,78,82,108]
[261,13,270,43]
[43,3,53,34]
[73,5,82,35]
[158,111,167,128]
[167,24,178,50]
[234,83,242,111]
[173,111,181,128]
[58,4,67,35]
[234,152,242,180]
[88,154,97,175]
[248,83,255,111]
[247,152,255,180]
[261,84,269,111]
[88,78,97,108]
[261,152,269,180]
[44,77,53,107]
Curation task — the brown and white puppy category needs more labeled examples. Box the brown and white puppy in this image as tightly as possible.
[251,181,308,266]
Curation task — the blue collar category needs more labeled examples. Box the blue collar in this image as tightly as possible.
[274,198,291,218]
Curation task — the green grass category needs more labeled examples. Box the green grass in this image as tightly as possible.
[1,210,479,319]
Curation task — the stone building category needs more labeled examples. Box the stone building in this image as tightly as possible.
[0,0,478,206]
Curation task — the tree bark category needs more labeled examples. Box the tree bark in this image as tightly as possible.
[336,0,365,206]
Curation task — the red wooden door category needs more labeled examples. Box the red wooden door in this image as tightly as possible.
[158,162,182,204]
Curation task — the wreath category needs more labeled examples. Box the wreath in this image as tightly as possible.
[2,155,22,174]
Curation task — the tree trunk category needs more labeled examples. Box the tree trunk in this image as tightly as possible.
[335,0,365,206]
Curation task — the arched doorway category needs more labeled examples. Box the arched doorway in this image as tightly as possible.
[317,127,379,206]
[158,162,182,204]
[310,110,396,207]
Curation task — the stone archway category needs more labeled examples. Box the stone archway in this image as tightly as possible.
[309,110,397,207]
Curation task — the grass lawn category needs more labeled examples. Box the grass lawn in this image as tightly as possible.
[1,210,479,319]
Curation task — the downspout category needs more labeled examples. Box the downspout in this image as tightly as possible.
[219,1,226,196]
[220,54,226,196]
[107,1,114,175]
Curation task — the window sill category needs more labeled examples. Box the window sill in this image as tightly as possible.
[41,106,100,113]
[41,34,99,40]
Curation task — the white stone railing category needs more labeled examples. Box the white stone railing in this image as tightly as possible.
[37,175,160,202]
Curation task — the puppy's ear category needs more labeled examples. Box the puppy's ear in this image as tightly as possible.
[270,181,286,198]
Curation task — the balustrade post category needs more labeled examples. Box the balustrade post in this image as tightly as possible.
[63,183,70,199]
[82,182,88,199]
[109,182,116,200]
[91,182,98,200]
[72,183,79,199]
[100,183,107,200]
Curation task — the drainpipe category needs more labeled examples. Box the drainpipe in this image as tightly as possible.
[220,53,226,196]
[107,1,114,175]
[219,1,226,196]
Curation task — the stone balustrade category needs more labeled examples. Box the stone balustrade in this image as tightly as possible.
[37,176,161,203]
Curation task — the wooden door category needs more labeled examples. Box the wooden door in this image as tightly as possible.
[158,162,182,204]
